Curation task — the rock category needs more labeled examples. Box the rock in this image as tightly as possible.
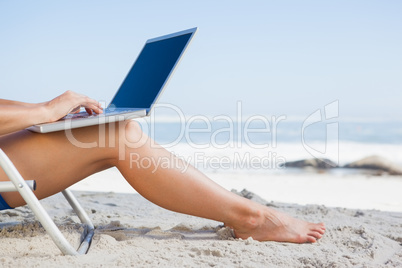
[343,155,402,175]
[282,158,338,169]
[231,189,269,205]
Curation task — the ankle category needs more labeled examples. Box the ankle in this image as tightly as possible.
[226,201,264,236]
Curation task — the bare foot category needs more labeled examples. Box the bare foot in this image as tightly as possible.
[232,205,326,243]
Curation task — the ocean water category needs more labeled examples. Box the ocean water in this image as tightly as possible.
[135,117,402,174]
[146,119,402,145]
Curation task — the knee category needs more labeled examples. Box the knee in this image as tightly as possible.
[117,120,148,148]
[112,120,148,161]
[122,120,143,139]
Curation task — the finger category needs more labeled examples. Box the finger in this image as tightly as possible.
[85,108,93,115]
[68,93,103,115]
[83,104,103,114]
[84,98,103,111]
[75,96,102,114]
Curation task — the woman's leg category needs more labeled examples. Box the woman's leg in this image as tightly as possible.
[0,126,116,206]
[115,121,325,243]
[0,121,325,243]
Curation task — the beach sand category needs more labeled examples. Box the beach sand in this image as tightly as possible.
[1,170,402,267]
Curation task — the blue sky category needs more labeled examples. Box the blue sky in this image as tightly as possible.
[0,0,401,120]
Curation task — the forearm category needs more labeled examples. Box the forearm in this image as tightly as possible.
[0,99,40,107]
[0,91,103,136]
[0,104,49,135]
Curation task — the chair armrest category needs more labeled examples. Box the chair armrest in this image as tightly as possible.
[0,180,36,192]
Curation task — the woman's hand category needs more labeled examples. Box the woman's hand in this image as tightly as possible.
[44,91,103,122]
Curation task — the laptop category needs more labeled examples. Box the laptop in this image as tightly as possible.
[28,27,198,133]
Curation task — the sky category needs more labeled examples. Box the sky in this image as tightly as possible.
[0,0,401,120]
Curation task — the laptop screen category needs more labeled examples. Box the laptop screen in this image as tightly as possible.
[109,29,196,111]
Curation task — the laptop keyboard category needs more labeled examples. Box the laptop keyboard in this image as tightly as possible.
[61,109,136,120]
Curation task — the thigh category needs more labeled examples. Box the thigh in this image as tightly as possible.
[0,125,117,207]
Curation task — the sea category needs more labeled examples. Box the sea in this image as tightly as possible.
[135,115,402,174]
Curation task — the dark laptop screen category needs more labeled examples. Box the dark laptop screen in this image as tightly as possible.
[109,32,193,110]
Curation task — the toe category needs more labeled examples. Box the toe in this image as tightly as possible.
[309,231,323,239]
[306,235,317,243]
[312,223,326,234]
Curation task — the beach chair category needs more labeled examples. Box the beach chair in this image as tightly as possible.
[0,149,94,255]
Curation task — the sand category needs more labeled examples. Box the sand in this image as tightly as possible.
[1,184,402,267]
